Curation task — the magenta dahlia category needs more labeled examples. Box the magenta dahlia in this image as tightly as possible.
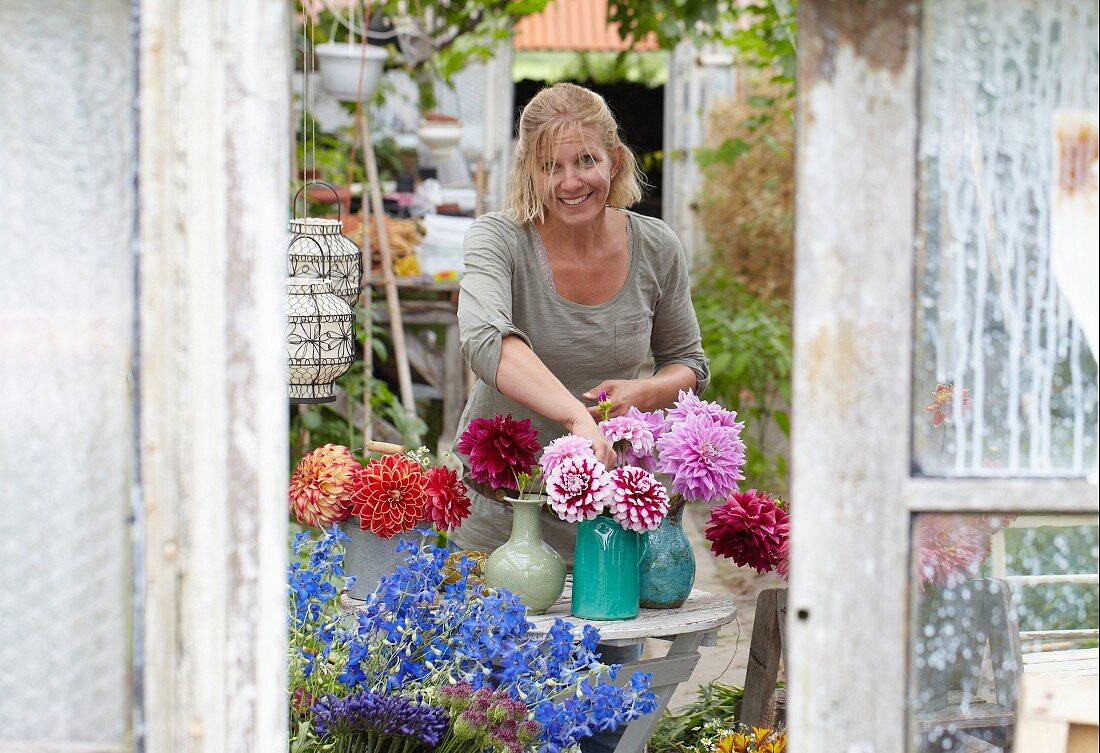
[705,488,789,574]
[539,434,596,480]
[423,465,471,531]
[608,466,670,532]
[656,413,745,503]
[545,455,612,522]
[666,389,744,431]
[775,538,790,580]
[456,414,541,491]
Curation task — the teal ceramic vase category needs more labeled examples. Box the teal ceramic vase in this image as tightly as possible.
[484,496,566,614]
[639,498,695,608]
[572,515,646,620]
[340,523,421,600]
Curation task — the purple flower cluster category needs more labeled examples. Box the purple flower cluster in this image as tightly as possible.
[312,689,449,746]
[438,683,539,753]
[656,391,746,503]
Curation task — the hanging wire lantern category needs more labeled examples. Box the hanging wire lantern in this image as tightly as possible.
[288,182,363,306]
[286,237,357,404]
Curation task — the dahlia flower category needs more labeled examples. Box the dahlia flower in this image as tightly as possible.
[539,434,596,479]
[349,454,427,538]
[546,455,613,522]
[608,466,670,533]
[705,489,789,574]
[288,444,360,527]
[423,466,471,531]
[600,415,655,467]
[917,514,993,589]
[666,389,744,431]
[457,414,541,491]
[924,383,972,427]
[656,413,746,503]
[775,539,790,581]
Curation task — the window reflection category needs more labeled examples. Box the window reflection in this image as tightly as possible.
[912,0,1100,477]
[908,512,1099,752]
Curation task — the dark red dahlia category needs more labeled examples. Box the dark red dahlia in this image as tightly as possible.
[705,488,789,575]
[348,454,427,538]
[423,466,471,531]
[456,414,540,491]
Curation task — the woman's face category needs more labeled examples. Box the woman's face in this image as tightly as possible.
[537,127,620,229]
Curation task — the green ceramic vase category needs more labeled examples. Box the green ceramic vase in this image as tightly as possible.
[484,496,566,614]
[571,515,647,620]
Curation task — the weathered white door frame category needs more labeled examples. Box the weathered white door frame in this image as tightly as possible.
[788,2,1098,751]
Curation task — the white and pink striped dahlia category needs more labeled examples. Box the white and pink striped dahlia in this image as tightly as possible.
[545,455,612,523]
[608,466,670,533]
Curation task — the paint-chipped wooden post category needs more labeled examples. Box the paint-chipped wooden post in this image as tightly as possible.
[789,2,920,752]
[139,2,289,751]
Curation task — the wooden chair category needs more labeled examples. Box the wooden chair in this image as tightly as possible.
[912,578,1023,752]
[740,588,788,728]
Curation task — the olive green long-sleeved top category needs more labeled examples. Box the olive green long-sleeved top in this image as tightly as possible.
[450,208,710,561]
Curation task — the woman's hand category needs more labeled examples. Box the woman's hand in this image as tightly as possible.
[582,379,653,420]
[583,365,699,419]
[564,412,617,468]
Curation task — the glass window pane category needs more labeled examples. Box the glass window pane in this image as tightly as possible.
[912,0,1100,477]
[907,512,1099,752]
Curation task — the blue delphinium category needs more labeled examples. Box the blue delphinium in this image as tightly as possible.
[289,528,658,753]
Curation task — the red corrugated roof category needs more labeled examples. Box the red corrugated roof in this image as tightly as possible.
[515,0,659,52]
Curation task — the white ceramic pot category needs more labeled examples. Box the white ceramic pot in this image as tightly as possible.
[315,42,387,102]
[417,120,464,162]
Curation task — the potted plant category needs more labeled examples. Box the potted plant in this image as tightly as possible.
[417,112,464,162]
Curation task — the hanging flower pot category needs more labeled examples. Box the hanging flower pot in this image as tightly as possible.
[285,272,356,404]
[315,42,387,102]
[417,115,463,163]
[289,183,363,306]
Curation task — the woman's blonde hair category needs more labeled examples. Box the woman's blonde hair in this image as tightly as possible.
[504,83,646,224]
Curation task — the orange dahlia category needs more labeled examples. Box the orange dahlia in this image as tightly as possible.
[349,454,428,538]
[288,444,360,527]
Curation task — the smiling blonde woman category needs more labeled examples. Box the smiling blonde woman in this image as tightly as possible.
[452,82,710,562]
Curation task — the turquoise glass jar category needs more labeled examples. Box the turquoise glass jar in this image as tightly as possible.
[571,515,647,620]
[638,499,695,609]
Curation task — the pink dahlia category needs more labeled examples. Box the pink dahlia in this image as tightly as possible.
[608,466,670,532]
[456,414,541,491]
[348,454,427,538]
[600,415,655,467]
[423,466,471,531]
[705,488,789,574]
[666,389,744,431]
[917,514,993,589]
[539,434,596,480]
[546,455,612,522]
[656,413,746,503]
[288,444,360,527]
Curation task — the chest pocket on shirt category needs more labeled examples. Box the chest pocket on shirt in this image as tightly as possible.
[614,319,651,367]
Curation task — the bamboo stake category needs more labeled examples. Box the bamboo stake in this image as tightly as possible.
[358,112,418,433]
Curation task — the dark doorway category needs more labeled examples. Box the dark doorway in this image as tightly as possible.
[513,79,664,218]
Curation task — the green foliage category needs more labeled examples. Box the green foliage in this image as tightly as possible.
[649,682,745,753]
[693,275,791,495]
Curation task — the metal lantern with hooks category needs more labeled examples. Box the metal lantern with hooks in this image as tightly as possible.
[286,236,357,404]
[288,182,363,307]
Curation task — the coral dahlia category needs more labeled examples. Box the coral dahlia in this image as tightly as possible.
[546,455,612,522]
[288,444,359,527]
[656,413,746,503]
[423,465,471,531]
[608,466,670,533]
[348,454,428,538]
[457,414,541,491]
[705,489,788,574]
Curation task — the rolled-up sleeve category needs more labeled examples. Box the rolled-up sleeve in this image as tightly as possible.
[651,228,711,395]
[458,217,531,391]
